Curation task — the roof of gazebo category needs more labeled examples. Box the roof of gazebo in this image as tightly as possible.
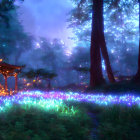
[0,62,24,70]
[0,61,24,77]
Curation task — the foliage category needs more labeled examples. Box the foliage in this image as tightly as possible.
[70,46,90,67]
[20,69,36,79]
[98,104,140,140]
[0,0,34,63]
[0,0,23,27]
[69,102,140,140]
[36,69,57,79]
[21,69,57,80]
[68,0,138,26]
[73,66,89,73]
[68,0,139,76]
[0,103,92,140]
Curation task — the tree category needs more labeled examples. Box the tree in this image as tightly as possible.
[38,69,57,90]
[0,0,31,64]
[89,0,105,87]
[70,46,90,84]
[0,14,34,64]
[0,0,14,27]
[97,0,116,84]
[69,0,138,78]
[73,66,89,84]
[69,0,115,87]
[134,0,140,82]
[0,0,23,26]
[21,68,57,90]
[0,0,16,61]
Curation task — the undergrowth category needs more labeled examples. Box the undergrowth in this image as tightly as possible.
[0,103,92,140]
[98,104,140,140]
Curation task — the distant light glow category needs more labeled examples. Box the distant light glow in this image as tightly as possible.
[102,60,105,70]
[36,42,41,48]
[111,49,115,54]
[65,49,72,56]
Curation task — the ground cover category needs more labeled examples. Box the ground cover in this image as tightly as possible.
[0,105,92,140]
[0,92,92,140]
[0,91,140,139]
[98,104,140,140]
[67,101,140,140]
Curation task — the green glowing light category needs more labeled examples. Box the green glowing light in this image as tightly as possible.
[0,97,79,116]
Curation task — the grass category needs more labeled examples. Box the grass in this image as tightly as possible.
[98,104,140,140]
[65,101,140,140]
[0,102,92,140]
[0,94,140,140]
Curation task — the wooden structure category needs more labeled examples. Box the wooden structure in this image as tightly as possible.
[0,59,24,93]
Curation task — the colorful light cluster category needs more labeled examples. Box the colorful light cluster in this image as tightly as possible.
[12,91,140,106]
[0,91,79,115]
[0,84,9,96]
[0,90,139,114]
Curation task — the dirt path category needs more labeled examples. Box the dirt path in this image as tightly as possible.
[87,111,99,140]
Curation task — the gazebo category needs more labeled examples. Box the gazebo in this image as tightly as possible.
[0,59,24,94]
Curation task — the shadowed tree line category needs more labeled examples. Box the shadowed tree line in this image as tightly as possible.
[21,69,57,90]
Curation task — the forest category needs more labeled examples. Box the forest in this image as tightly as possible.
[0,0,140,140]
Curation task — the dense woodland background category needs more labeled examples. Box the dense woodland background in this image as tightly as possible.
[0,0,140,90]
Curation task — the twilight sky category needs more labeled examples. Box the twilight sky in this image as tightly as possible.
[17,0,74,48]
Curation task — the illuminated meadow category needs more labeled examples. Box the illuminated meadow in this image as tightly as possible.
[0,91,139,140]
[0,90,140,114]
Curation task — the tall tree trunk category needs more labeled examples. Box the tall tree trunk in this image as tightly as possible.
[100,35,115,83]
[134,0,140,82]
[90,0,105,87]
[98,0,115,83]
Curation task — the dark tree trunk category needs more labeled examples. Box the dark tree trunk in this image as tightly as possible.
[90,0,115,87]
[134,0,140,82]
[98,0,115,83]
[90,0,105,87]
[100,35,115,83]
